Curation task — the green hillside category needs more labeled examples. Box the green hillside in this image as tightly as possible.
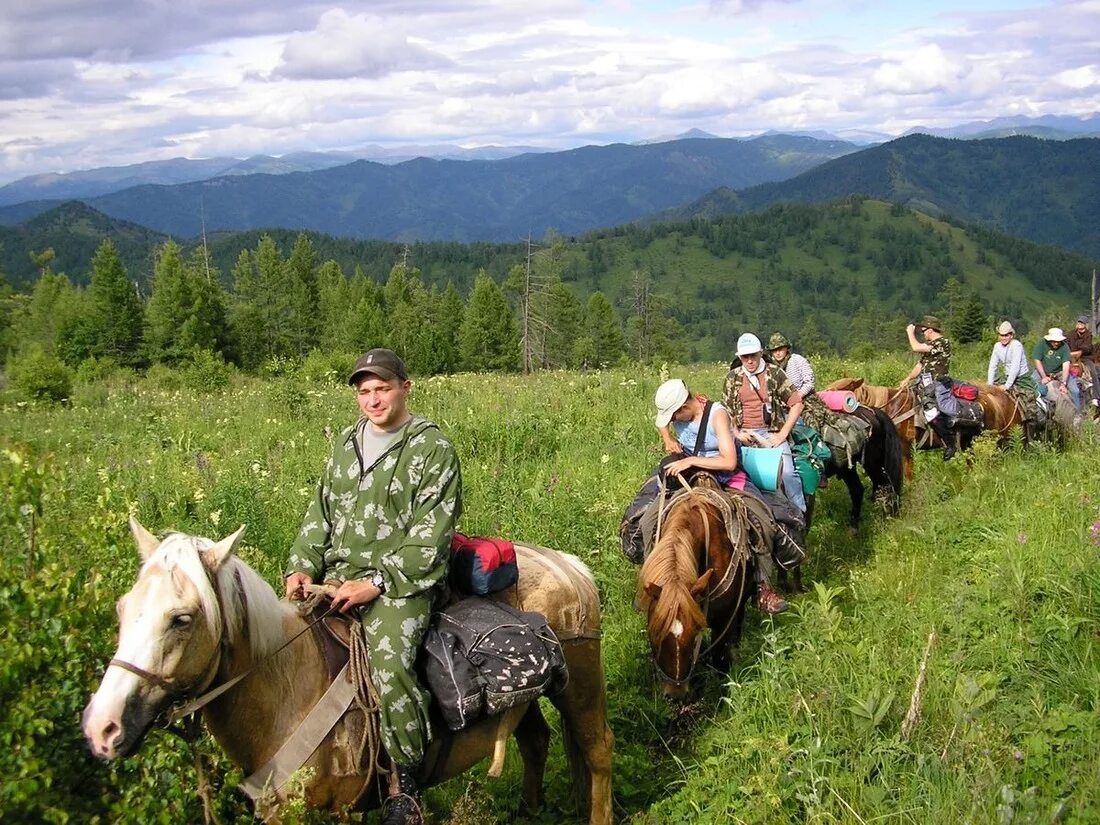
[0,201,168,288]
[2,198,1094,362]
[559,198,1094,358]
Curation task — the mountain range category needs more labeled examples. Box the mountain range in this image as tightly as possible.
[662,135,1100,260]
[0,135,860,242]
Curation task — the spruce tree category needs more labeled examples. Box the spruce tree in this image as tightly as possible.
[229,248,268,370]
[145,240,192,362]
[184,246,231,358]
[86,239,143,364]
[582,292,624,368]
[459,271,519,372]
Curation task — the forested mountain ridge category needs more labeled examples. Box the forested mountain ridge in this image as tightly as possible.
[3,197,1094,363]
[663,135,1100,259]
[0,136,858,241]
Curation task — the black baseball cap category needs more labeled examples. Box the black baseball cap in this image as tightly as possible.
[347,349,408,385]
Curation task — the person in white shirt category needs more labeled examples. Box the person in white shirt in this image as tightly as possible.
[987,321,1037,393]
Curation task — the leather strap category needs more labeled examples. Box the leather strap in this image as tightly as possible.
[239,662,358,802]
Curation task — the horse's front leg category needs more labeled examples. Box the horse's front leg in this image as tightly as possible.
[839,466,864,532]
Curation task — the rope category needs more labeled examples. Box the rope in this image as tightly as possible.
[296,590,386,800]
[347,622,386,791]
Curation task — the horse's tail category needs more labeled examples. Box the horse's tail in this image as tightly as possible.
[869,407,904,514]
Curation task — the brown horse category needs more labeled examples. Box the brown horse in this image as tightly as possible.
[636,477,752,701]
[83,519,613,824]
[826,378,1028,480]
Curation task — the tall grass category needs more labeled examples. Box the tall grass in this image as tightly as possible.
[0,352,1097,822]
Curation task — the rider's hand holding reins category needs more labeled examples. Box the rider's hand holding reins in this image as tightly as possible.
[330,578,384,613]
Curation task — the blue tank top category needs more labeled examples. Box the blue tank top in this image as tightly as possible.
[671,404,743,480]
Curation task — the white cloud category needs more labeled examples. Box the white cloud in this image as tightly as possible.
[1,0,1099,184]
[871,44,966,95]
[274,9,451,80]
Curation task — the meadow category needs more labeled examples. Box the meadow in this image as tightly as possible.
[1,346,1098,823]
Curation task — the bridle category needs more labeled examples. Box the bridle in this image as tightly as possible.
[106,565,248,723]
[649,490,750,690]
[104,564,335,726]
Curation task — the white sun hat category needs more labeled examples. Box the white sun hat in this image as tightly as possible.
[1045,327,1066,342]
[736,332,763,356]
[654,378,690,428]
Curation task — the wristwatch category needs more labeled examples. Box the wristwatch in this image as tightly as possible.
[370,572,386,594]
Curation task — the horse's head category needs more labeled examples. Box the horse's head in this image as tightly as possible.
[82,517,245,759]
[636,501,715,700]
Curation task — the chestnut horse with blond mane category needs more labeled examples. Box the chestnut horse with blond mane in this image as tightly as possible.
[636,476,752,701]
[826,378,1028,479]
[83,519,613,824]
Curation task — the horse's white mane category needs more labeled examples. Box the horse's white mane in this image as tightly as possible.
[143,533,289,658]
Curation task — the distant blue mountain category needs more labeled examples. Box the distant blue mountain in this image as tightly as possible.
[1,135,857,241]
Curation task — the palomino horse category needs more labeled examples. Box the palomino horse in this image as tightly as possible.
[83,519,613,824]
[826,378,1027,480]
[636,476,752,700]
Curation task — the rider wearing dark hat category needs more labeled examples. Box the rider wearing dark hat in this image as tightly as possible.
[900,316,958,459]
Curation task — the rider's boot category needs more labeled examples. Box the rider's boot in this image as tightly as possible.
[755,582,788,614]
[381,765,424,825]
[928,416,956,460]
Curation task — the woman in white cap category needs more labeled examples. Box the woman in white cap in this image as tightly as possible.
[652,377,787,614]
[1031,327,1080,411]
[653,378,744,486]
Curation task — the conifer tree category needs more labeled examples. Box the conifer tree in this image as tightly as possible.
[184,245,231,358]
[581,291,624,368]
[86,239,143,364]
[459,271,519,371]
[229,248,268,370]
[317,260,349,351]
[280,233,319,355]
[145,240,192,362]
[342,271,387,354]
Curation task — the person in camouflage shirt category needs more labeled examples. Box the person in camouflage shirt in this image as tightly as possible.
[723,333,806,514]
[285,348,461,825]
[899,315,959,459]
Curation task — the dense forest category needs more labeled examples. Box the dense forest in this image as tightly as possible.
[1,197,1095,401]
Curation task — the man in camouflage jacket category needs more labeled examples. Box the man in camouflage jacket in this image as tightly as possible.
[899,315,958,459]
[285,348,461,824]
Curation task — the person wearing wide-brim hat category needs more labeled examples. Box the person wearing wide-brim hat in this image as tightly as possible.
[987,321,1040,411]
[1031,327,1081,412]
[900,315,959,459]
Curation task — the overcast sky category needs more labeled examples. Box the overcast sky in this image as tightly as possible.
[1,0,1098,183]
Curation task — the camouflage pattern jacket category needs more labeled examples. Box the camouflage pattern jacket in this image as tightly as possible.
[722,364,800,433]
[920,337,952,379]
[286,417,462,600]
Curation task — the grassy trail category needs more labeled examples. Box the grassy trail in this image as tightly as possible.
[1,355,1098,823]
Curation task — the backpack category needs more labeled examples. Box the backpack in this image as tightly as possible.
[451,533,518,595]
[951,381,979,401]
[420,598,568,732]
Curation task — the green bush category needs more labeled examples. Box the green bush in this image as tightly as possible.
[74,355,119,384]
[299,349,354,385]
[181,348,233,392]
[8,347,74,403]
[144,362,183,391]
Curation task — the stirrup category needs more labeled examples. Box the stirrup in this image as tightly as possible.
[381,792,424,825]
